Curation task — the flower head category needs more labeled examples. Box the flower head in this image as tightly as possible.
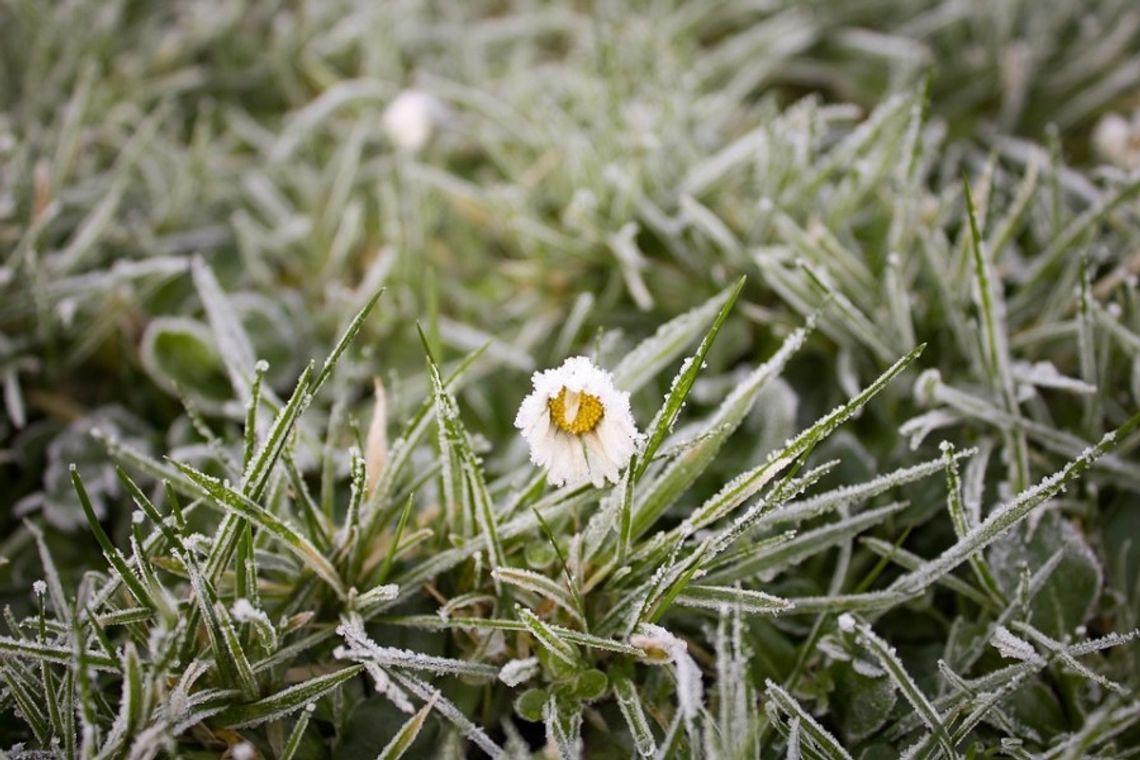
[382,89,446,153]
[514,356,640,488]
[1092,109,1140,171]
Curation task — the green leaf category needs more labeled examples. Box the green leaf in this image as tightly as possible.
[612,282,738,393]
[632,314,809,538]
[172,460,345,598]
[832,662,898,745]
[377,695,437,760]
[71,466,154,610]
[216,665,364,728]
[614,676,656,757]
[765,680,854,760]
[675,584,793,615]
[989,512,1102,639]
[636,275,746,480]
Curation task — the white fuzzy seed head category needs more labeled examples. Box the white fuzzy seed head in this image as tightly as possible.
[382,90,444,153]
[1092,111,1140,170]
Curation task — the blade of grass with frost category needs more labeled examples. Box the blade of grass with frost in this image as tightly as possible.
[941,441,1005,604]
[215,665,364,728]
[25,520,70,623]
[676,319,811,530]
[341,449,366,574]
[787,92,910,206]
[280,703,317,760]
[1,661,49,744]
[172,461,345,597]
[885,662,1039,741]
[632,319,806,538]
[765,681,853,760]
[491,568,584,627]
[363,342,488,535]
[337,619,499,679]
[517,607,581,667]
[676,584,792,615]
[1010,621,1128,696]
[701,461,836,575]
[700,341,925,541]
[964,177,1030,492]
[614,676,657,757]
[1019,174,1140,298]
[381,615,643,656]
[773,211,876,300]
[889,411,1140,597]
[0,639,106,671]
[860,537,993,609]
[545,694,583,760]
[191,258,258,404]
[243,361,268,471]
[635,275,745,481]
[377,694,437,760]
[854,620,956,757]
[986,154,1039,262]
[613,283,736,393]
[921,375,1140,489]
[952,548,1066,674]
[903,665,1033,760]
[419,326,505,579]
[183,556,258,698]
[1043,702,1140,760]
[99,642,144,756]
[708,501,908,584]
[239,359,315,506]
[800,260,895,362]
[759,448,974,530]
[72,466,155,611]
[642,541,712,625]
[388,670,504,759]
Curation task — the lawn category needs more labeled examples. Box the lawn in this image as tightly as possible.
[2,1,1140,757]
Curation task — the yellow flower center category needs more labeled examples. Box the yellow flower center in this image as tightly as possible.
[548,387,604,435]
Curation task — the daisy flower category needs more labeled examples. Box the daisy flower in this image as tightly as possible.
[1092,109,1140,171]
[514,356,641,488]
[382,89,446,154]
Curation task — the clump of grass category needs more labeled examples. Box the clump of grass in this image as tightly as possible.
[3,0,1140,757]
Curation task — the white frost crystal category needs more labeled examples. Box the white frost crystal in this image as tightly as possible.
[498,656,540,687]
[515,356,641,488]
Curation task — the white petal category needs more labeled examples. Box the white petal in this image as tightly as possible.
[583,432,619,485]
[516,355,642,489]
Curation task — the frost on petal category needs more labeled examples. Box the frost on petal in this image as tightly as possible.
[515,356,640,489]
[630,624,703,720]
